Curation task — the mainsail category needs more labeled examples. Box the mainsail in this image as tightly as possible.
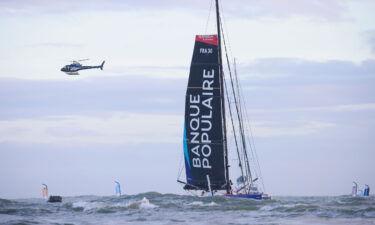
[42,184,48,199]
[182,35,228,191]
[115,181,121,196]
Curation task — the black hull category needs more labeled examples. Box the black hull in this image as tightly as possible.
[47,196,62,203]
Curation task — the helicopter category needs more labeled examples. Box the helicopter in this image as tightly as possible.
[60,59,105,75]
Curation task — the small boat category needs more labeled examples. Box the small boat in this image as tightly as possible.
[224,193,270,200]
[42,184,49,200]
[352,182,370,197]
[47,196,62,203]
[42,184,62,202]
[364,184,370,196]
[115,181,122,196]
[177,0,270,200]
[352,182,358,196]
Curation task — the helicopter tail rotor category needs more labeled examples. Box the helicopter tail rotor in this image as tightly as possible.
[100,61,105,70]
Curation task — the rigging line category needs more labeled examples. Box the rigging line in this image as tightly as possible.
[220,18,253,189]
[219,0,265,193]
[248,128,265,191]
[244,108,266,191]
[235,70,266,192]
[205,0,214,34]
[177,153,184,180]
[233,80,257,192]
[233,59,250,168]
[233,60,257,182]
[224,60,252,192]
[215,0,230,194]
[235,74,264,186]
[178,182,200,197]
[233,60,258,175]
[186,189,199,197]
[236,86,256,172]
[223,75,245,182]
[218,0,233,58]
[218,0,252,188]
[244,111,265,191]
[233,59,244,145]
[235,76,265,191]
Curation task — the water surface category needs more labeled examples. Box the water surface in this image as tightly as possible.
[1,193,374,225]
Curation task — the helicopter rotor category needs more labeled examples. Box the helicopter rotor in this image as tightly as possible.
[70,58,89,63]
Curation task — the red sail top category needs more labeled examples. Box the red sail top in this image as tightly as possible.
[195,35,218,46]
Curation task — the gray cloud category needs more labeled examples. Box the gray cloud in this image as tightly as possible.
[240,58,375,85]
[0,141,182,198]
[368,30,375,55]
[231,58,375,110]
[0,75,186,120]
[25,42,84,48]
[1,57,375,197]
[0,0,357,20]
[1,59,374,121]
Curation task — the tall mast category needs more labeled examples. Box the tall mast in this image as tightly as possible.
[215,0,230,194]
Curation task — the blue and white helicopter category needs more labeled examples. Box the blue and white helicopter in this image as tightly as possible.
[61,59,105,75]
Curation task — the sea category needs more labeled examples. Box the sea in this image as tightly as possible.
[0,193,374,225]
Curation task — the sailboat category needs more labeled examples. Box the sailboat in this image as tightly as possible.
[177,0,270,200]
[115,181,122,196]
[42,184,62,203]
[352,182,370,197]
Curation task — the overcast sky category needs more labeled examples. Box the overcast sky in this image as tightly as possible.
[0,0,374,199]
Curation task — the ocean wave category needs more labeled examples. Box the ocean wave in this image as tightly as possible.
[0,198,13,205]
[257,198,375,218]
[71,201,108,212]
[128,197,158,209]
[271,203,320,213]
[70,197,158,212]
[186,201,219,207]
[0,198,53,216]
[0,219,40,225]
[1,195,374,225]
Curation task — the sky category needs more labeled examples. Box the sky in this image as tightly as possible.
[0,0,374,199]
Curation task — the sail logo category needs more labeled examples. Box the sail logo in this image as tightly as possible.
[199,48,213,54]
[188,69,214,170]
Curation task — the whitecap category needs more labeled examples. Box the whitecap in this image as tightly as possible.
[139,197,158,209]
[260,205,275,211]
[207,201,218,206]
[187,201,218,207]
[72,201,87,208]
[187,201,204,206]
[72,201,107,211]
[127,197,158,209]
